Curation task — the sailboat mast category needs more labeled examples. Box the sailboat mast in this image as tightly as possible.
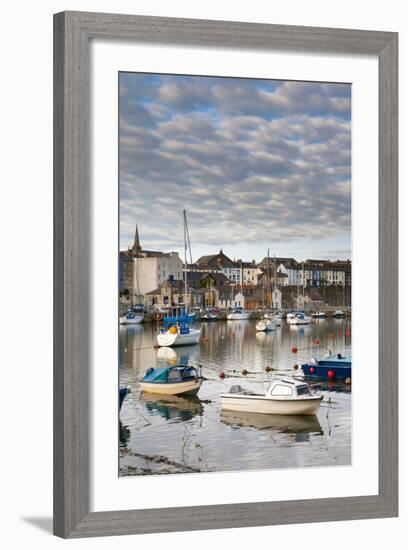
[183,209,187,310]
[274,254,277,291]
[267,248,271,308]
[296,263,300,310]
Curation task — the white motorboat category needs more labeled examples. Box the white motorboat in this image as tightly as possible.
[221,378,322,415]
[263,312,281,326]
[157,324,201,347]
[227,308,251,320]
[120,311,144,325]
[256,319,276,332]
[333,310,345,318]
[201,312,218,322]
[312,311,326,318]
[286,312,312,325]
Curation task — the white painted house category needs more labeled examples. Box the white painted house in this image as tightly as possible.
[277,261,300,286]
[133,252,184,297]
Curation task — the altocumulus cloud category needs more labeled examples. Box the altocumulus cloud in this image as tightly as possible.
[119,73,351,261]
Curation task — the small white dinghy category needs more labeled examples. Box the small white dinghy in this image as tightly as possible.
[333,309,345,318]
[221,378,322,415]
[264,313,281,326]
[227,308,251,320]
[256,319,276,332]
[286,312,312,325]
[312,311,326,318]
[157,324,201,347]
[120,311,144,325]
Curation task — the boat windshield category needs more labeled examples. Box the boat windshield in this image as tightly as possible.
[182,367,198,380]
[167,369,182,383]
[296,385,311,396]
[270,384,293,396]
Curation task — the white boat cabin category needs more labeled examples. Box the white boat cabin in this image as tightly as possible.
[228,378,313,400]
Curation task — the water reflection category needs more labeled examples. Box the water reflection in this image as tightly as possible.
[139,394,204,423]
[120,318,351,475]
[220,410,323,434]
[119,421,130,448]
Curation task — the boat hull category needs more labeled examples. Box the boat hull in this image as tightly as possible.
[287,317,311,325]
[140,378,202,396]
[302,358,351,380]
[256,321,276,332]
[201,315,218,322]
[227,313,251,320]
[157,328,201,347]
[120,315,143,325]
[220,394,322,415]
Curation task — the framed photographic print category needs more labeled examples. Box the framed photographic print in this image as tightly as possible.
[54,11,398,538]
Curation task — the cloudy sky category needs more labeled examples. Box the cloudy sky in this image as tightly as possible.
[119,72,351,263]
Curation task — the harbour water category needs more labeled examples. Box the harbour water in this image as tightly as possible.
[119,317,351,476]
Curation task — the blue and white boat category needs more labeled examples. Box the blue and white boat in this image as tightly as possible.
[120,309,144,325]
[157,210,201,346]
[287,311,312,325]
[140,365,202,396]
[163,305,196,325]
[302,354,352,380]
[157,322,201,347]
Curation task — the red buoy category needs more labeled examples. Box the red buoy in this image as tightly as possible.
[219,372,225,379]
[309,366,315,374]
[291,346,298,353]
[242,369,248,376]
[327,369,335,380]
[345,330,351,337]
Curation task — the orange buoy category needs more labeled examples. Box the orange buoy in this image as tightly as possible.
[242,369,248,376]
[219,372,225,379]
[291,346,298,353]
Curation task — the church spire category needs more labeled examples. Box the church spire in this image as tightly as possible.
[132,224,142,256]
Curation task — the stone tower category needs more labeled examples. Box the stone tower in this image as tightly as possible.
[131,224,142,257]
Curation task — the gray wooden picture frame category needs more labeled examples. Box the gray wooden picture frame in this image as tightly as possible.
[53,11,398,538]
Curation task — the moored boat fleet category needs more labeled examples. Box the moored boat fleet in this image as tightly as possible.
[121,305,349,347]
[120,345,351,418]
[120,318,351,421]
[119,211,351,417]
[127,362,324,417]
